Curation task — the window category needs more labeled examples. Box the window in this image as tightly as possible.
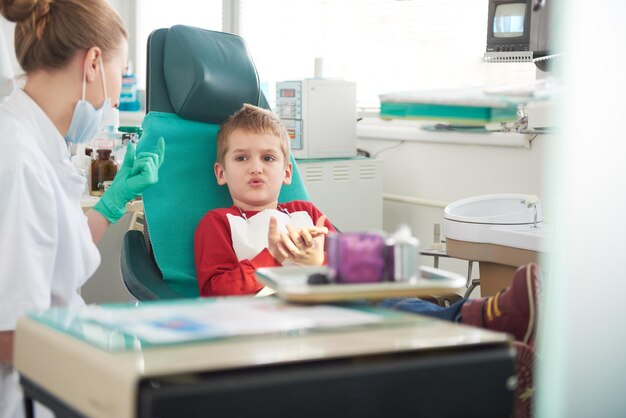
[113,0,535,111]
[238,0,533,109]
[132,0,222,89]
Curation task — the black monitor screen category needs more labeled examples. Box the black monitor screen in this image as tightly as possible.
[493,3,525,37]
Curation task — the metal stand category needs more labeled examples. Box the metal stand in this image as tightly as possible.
[464,277,482,299]
[420,250,480,298]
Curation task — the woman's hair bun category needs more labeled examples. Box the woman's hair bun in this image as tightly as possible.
[0,0,52,24]
[5,0,126,72]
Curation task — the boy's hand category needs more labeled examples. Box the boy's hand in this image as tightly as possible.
[267,216,329,265]
[284,215,328,266]
[268,216,289,264]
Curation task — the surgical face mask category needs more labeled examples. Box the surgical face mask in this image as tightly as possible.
[64,58,115,144]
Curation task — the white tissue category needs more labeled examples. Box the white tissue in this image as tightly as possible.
[387,224,419,246]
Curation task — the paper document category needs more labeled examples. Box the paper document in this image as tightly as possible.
[76,298,383,345]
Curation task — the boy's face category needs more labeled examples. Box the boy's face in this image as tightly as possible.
[215,129,292,211]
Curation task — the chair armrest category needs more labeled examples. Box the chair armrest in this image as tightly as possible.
[120,230,183,300]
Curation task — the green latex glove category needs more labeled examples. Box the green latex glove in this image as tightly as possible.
[94,137,165,223]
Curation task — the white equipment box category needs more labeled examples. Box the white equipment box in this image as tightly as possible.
[276,79,357,159]
[297,158,383,232]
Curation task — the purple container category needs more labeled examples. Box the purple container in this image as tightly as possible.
[327,233,387,284]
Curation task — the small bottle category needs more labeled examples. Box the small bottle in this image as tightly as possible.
[71,144,92,196]
[386,225,421,282]
[90,149,117,196]
[119,62,140,111]
[91,108,120,151]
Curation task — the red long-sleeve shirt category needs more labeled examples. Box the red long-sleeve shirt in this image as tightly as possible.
[194,200,335,297]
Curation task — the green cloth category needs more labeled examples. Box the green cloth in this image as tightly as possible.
[138,112,311,297]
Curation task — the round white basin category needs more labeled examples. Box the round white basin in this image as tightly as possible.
[444,193,542,225]
[443,193,545,252]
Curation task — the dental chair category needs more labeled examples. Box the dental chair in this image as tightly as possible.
[120,25,310,300]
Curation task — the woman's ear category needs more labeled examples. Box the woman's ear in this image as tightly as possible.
[214,162,227,185]
[83,46,102,82]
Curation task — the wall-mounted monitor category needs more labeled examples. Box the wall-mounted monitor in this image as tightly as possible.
[485,0,552,67]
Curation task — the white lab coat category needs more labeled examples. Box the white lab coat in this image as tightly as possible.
[0,86,100,418]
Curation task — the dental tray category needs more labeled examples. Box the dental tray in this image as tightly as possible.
[255,265,465,303]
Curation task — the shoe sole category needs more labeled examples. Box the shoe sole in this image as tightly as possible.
[513,341,535,418]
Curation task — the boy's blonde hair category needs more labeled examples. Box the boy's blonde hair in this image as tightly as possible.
[216,104,291,165]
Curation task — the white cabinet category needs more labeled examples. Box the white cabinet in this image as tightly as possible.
[296,158,383,232]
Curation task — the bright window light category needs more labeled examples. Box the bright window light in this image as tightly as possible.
[239,0,489,109]
[134,0,222,89]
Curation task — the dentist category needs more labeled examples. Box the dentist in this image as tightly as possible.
[0,1,164,417]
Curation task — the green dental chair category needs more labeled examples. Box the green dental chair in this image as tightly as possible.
[120,25,310,300]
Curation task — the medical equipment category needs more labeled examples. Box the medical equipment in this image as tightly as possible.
[276,79,357,159]
[484,0,557,71]
[258,265,464,302]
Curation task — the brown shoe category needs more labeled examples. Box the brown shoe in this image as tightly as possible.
[461,263,540,345]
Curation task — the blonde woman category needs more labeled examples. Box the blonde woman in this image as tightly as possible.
[0,1,163,416]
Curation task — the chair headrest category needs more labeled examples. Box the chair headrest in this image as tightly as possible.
[163,25,262,124]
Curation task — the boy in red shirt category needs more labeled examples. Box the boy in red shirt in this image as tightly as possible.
[194,104,335,297]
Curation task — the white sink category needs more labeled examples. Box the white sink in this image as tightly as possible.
[443,193,545,252]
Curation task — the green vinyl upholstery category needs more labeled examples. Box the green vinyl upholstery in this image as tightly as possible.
[121,25,309,300]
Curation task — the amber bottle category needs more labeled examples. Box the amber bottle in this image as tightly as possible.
[90,149,117,196]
